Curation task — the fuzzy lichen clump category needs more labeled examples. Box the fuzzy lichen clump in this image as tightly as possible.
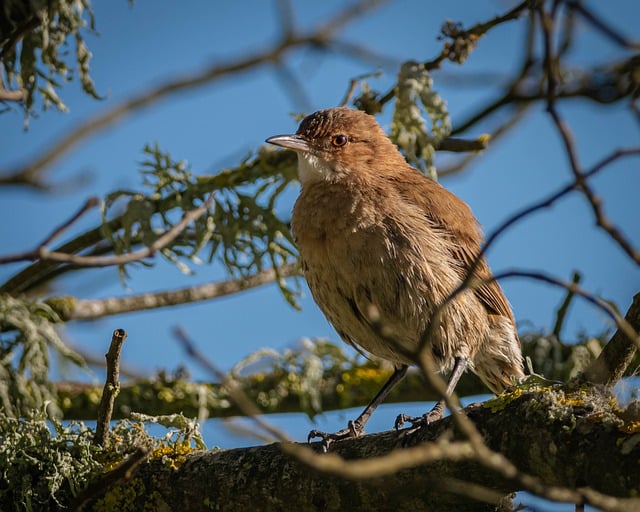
[0,410,204,511]
[0,411,102,511]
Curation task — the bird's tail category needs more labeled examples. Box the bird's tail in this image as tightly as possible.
[473,316,525,394]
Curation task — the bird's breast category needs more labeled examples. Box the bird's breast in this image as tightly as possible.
[290,182,445,364]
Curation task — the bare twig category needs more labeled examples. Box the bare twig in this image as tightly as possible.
[437,137,488,152]
[492,269,640,355]
[338,70,384,108]
[537,2,640,265]
[548,106,640,264]
[173,326,291,443]
[552,270,582,339]
[281,439,474,479]
[274,0,295,39]
[0,88,25,101]
[46,262,300,322]
[272,62,312,112]
[93,329,128,446]
[339,78,361,107]
[565,0,640,50]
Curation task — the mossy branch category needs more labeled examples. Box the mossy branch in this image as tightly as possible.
[84,386,640,512]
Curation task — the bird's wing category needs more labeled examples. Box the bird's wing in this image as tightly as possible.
[394,170,515,323]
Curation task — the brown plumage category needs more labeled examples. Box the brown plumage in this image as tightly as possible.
[267,107,524,448]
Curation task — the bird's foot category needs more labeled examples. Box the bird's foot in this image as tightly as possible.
[394,409,444,445]
[308,420,364,452]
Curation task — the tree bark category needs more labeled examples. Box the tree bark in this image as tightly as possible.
[85,386,640,512]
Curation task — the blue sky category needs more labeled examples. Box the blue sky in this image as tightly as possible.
[1,1,638,496]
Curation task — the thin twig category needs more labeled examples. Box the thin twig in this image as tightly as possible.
[93,329,128,446]
[548,106,640,264]
[0,86,25,102]
[40,197,101,246]
[437,137,488,152]
[281,439,474,479]
[552,270,582,339]
[173,326,291,443]
[274,0,295,39]
[538,2,640,265]
[340,78,361,107]
[492,269,640,355]
[0,197,99,264]
[272,62,312,112]
[565,0,640,50]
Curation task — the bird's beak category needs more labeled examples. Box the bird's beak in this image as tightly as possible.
[265,134,310,153]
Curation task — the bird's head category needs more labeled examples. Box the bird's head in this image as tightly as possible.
[266,107,406,185]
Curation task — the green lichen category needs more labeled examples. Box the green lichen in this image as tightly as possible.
[42,296,78,322]
[0,409,102,511]
[0,409,204,511]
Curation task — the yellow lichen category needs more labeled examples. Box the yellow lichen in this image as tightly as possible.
[92,476,145,512]
[620,420,640,434]
[484,387,525,413]
[557,390,587,408]
[151,441,194,470]
[156,387,176,402]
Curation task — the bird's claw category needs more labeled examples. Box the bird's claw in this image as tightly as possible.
[394,410,444,446]
[394,413,420,431]
[307,420,364,452]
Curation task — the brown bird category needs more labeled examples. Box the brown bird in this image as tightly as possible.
[266,107,524,448]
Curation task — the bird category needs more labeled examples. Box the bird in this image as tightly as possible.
[266,107,524,449]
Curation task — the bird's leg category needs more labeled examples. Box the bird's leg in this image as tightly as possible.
[308,365,408,452]
[394,356,468,433]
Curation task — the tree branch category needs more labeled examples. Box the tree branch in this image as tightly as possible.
[0,194,214,267]
[84,387,640,511]
[43,263,300,322]
[56,332,625,422]
[538,2,640,265]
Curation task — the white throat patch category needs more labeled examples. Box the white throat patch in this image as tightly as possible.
[297,152,332,185]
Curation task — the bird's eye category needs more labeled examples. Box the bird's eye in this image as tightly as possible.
[331,134,348,147]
